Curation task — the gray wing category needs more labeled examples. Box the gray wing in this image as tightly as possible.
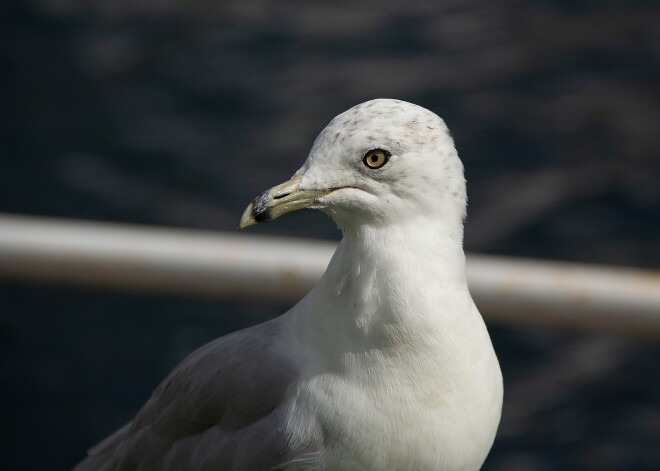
[74,318,300,471]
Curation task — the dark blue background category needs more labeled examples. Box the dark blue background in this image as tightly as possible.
[1,1,659,469]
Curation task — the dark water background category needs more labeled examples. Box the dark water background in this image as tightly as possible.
[1,1,659,469]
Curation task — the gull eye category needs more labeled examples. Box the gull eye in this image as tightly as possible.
[362,149,391,169]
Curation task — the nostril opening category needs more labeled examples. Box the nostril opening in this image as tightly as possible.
[273,192,291,200]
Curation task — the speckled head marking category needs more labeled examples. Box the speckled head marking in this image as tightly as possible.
[241,99,467,233]
[297,99,466,228]
[306,99,452,160]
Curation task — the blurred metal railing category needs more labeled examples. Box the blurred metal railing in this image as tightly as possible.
[1,213,659,336]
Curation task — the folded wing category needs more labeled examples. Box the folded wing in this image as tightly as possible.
[74,319,299,471]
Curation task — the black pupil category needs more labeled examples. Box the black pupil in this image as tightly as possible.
[370,155,379,162]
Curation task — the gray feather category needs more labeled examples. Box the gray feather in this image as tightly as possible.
[74,319,300,471]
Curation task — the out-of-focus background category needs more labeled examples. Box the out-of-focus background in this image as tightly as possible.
[1,0,659,469]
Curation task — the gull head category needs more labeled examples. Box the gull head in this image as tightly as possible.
[240,99,467,230]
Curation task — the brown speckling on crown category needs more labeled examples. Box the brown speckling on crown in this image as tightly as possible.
[309,99,460,173]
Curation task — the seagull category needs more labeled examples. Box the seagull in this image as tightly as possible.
[75,99,502,471]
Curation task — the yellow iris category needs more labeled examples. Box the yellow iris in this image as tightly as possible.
[363,149,390,169]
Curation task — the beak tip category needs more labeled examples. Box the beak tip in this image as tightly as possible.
[239,175,310,230]
[239,203,257,229]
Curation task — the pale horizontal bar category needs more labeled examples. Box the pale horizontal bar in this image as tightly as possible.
[1,213,658,336]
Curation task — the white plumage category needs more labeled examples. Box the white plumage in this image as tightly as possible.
[75,99,502,471]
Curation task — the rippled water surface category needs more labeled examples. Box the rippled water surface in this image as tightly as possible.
[2,1,659,469]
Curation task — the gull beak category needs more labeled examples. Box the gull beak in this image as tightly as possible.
[239,175,329,229]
